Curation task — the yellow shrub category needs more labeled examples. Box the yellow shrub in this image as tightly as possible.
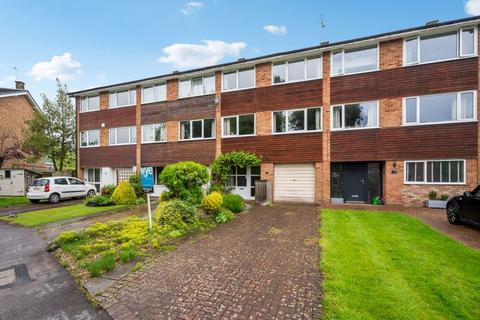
[110,181,137,205]
[201,192,223,214]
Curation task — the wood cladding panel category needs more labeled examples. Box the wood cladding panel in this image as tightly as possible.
[141,140,216,166]
[79,106,136,130]
[221,79,323,116]
[331,58,478,104]
[141,95,216,124]
[221,133,323,163]
[80,145,136,168]
[330,122,478,162]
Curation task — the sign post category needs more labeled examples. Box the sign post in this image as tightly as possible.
[140,167,154,230]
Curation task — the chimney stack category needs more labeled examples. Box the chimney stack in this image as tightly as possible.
[15,81,25,90]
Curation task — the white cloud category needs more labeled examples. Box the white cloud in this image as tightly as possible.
[466,0,480,15]
[263,25,287,35]
[0,75,15,86]
[29,52,82,81]
[181,1,204,15]
[158,40,246,68]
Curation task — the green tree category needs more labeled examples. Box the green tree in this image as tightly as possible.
[23,80,75,172]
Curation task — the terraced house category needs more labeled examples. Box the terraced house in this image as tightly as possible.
[71,16,480,206]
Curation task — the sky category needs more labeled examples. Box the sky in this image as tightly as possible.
[0,0,479,104]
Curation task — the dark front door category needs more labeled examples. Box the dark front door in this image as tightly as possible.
[344,163,367,202]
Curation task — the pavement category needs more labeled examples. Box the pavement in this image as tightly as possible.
[0,198,82,217]
[0,220,110,320]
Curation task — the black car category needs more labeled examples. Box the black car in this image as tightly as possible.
[446,185,480,226]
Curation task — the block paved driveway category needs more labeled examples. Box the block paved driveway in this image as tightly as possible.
[100,204,322,320]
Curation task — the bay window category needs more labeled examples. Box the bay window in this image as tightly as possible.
[404,28,477,65]
[109,89,136,108]
[80,129,100,147]
[331,101,378,130]
[109,126,136,145]
[273,56,322,84]
[223,68,255,91]
[403,91,476,125]
[142,123,166,143]
[405,160,465,184]
[142,83,166,103]
[272,107,322,134]
[80,96,99,112]
[178,75,215,98]
[222,114,255,137]
[179,119,215,140]
[331,45,378,76]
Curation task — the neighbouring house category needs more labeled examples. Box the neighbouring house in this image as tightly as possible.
[0,81,53,196]
[70,16,480,206]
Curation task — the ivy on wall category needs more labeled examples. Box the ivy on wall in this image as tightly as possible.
[211,151,261,191]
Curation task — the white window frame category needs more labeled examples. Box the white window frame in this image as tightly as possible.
[404,159,466,185]
[271,107,323,135]
[330,45,379,77]
[403,27,478,66]
[141,83,167,104]
[222,67,256,92]
[141,123,167,144]
[402,90,477,126]
[109,126,136,146]
[178,74,215,99]
[221,113,256,138]
[109,89,136,108]
[178,118,216,141]
[80,129,100,148]
[330,101,380,131]
[271,56,323,85]
[80,96,100,113]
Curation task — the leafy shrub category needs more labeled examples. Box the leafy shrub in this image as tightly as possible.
[214,208,235,224]
[155,199,196,229]
[119,248,137,263]
[428,190,437,200]
[128,174,145,198]
[100,184,116,197]
[85,253,116,277]
[440,194,449,201]
[201,192,223,214]
[160,191,172,202]
[211,151,261,191]
[85,194,114,207]
[85,222,109,236]
[135,197,146,205]
[55,230,79,246]
[222,194,245,213]
[159,161,209,204]
[110,180,137,205]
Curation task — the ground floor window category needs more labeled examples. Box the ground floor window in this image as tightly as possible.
[405,160,465,184]
[86,168,101,191]
[116,168,134,184]
[227,166,260,198]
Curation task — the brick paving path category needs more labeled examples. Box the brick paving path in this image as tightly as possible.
[100,204,322,320]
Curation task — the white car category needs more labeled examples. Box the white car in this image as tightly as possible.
[27,177,97,204]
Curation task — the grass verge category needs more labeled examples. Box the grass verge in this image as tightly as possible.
[320,209,480,320]
[0,204,125,227]
[0,196,29,207]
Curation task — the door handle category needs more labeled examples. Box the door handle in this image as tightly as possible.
[360,179,365,184]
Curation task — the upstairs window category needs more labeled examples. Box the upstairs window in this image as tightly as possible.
[109,126,136,145]
[80,129,100,147]
[179,119,215,140]
[222,114,255,137]
[405,28,476,65]
[331,46,378,76]
[178,75,215,98]
[109,89,136,108]
[332,101,378,130]
[273,56,322,84]
[80,96,99,112]
[142,83,166,103]
[142,123,166,143]
[223,68,255,91]
[405,160,465,184]
[273,107,322,134]
[403,91,476,125]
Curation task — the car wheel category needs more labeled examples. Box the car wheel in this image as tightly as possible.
[29,199,40,203]
[86,189,96,197]
[446,202,461,225]
[48,193,60,204]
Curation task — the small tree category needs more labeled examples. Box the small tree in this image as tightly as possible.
[23,79,75,172]
[211,151,261,191]
[0,132,24,169]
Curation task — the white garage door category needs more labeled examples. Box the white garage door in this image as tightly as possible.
[274,164,315,203]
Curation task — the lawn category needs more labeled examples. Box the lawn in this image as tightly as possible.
[0,196,29,207]
[0,204,126,227]
[320,209,480,320]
